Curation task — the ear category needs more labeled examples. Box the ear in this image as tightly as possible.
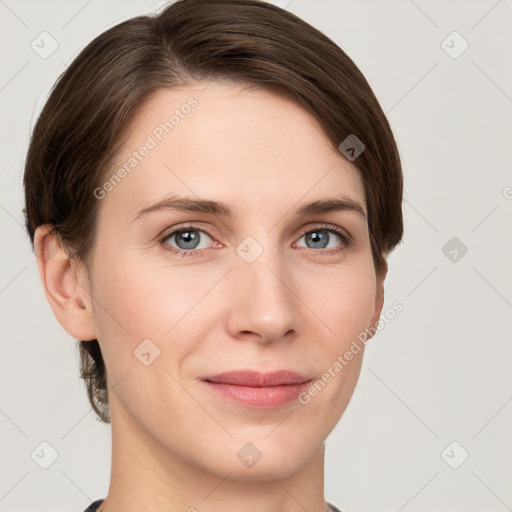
[33,224,97,341]
[369,258,388,333]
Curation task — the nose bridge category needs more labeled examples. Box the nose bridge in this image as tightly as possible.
[228,233,297,341]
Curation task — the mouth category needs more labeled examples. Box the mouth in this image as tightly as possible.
[201,370,313,408]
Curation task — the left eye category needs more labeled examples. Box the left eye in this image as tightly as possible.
[295,228,345,250]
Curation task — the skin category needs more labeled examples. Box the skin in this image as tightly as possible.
[35,81,387,512]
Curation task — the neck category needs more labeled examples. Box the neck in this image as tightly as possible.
[100,396,328,512]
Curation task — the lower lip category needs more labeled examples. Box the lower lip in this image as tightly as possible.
[201,380,313,408]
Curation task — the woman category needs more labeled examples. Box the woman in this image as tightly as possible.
[23,1,403,510]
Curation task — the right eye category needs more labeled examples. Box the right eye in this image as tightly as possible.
[159,225,221,257]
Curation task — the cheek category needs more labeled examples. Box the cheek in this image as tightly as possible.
[92,251,176,334]
[87,251,168,372]
[303,261,377,344]
[303,267,375,404]
[88,249,216,380]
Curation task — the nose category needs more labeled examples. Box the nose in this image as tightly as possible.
[225,244,298,345]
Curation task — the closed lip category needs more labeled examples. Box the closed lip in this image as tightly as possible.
[201,370,313,387]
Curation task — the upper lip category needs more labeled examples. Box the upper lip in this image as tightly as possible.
[202,370,312,387]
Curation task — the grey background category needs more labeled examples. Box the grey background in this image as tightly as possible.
[1,1,511,511]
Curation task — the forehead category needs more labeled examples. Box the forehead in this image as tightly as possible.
[101,81,365,218]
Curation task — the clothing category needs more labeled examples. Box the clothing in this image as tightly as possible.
[83,500,103,512]
[83,499,343,511]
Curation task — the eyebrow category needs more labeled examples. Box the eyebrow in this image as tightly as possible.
[132,194,367,221]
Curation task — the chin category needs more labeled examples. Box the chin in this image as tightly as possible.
[209,435,319,481]
[218,456,308,482]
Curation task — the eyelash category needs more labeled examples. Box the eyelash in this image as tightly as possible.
[159,223,352,258]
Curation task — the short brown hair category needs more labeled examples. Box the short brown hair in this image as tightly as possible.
[23,0,403,423]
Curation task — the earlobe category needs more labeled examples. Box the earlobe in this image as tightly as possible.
[34,224,97,341]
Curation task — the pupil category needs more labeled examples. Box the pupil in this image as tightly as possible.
[177,230,199,249]
[307,230,328,249]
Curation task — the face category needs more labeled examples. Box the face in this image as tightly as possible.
[81,81,384,479]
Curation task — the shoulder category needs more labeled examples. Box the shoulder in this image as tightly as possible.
[326,501,344,512]
[82,499,104,512]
